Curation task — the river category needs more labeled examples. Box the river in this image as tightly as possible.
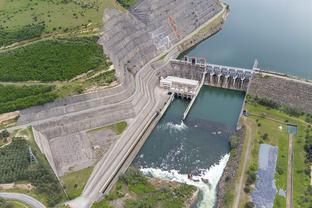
[133,87,245,207]
[133,0,312,207]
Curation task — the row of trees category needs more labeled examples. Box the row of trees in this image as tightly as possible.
[0,138,30,183]
[0,91,57,114]
[0,36,110,81]
[0,84,55,103]
[249,95,303,117]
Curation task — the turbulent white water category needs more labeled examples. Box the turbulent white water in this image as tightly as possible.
[140,153,230,208]
[158,121,188,133]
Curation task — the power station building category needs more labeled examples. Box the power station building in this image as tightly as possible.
[160,76,199,99]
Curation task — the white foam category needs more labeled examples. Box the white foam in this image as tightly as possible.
[140,154,230,208]
[162,121,188,133]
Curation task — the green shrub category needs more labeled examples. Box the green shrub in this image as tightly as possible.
[245,201,255,208]
[117,0,137,8]
[244,186,251,193]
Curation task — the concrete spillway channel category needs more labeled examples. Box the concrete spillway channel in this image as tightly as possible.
[183,72,207,120]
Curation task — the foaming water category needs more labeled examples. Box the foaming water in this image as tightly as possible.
[140,154,230,208]
[158,120,188,133]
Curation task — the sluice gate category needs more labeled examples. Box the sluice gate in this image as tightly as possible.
[169,56,254,92]
[159,56,255,120]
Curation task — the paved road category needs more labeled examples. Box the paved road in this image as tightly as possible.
[286,133,294,208]
[0,192,45,208]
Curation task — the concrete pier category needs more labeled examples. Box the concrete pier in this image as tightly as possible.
[183,72,206,120]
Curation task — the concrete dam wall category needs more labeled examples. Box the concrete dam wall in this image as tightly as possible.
[161,57,253,92]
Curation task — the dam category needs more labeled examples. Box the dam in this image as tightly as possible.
[167,56,254,92]
[159,56,254,120]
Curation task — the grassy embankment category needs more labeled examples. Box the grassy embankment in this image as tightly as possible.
[60,121,127,200]
[87,121,128,135]
[229,96,312,208]
[0,127,66,207]
[0,197,31,208]
[92,167,196,208]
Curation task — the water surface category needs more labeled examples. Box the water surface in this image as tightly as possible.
[133,87,245,207]
[187,0,312,78]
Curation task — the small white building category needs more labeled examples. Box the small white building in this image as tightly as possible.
[160,76,199,98]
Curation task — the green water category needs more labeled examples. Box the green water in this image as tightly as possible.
[135,86,244,172]
[134,87,245,207]
[187,0,312,78]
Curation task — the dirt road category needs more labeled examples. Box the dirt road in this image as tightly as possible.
[286,133,294,208]
[233,118,254,208]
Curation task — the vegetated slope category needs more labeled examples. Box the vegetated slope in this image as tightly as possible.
[0,136,65,206]
[0,36,109,81]
[0,0,106,47]
[92,167,197,208]
[0,84,57,114]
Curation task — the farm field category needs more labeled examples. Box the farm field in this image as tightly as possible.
[0,84,57,114]
[0,36,110,82]
[0,128,66,207]
[0,36,116,114]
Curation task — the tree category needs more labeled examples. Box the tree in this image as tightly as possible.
[261,133,268,140]
[1,129,9,138]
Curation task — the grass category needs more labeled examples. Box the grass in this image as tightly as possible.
[8,200,31,208]
[0,36,110,82]
[0,0,105,45]
[88,121,128,135]
[239,98,311,208]
[60,166,93,199]
[0,0,125,47]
